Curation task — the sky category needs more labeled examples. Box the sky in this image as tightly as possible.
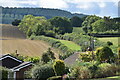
[0,0,120,17]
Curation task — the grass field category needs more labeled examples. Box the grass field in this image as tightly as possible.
[59,40,81,51]
[0,24,59,57]
[98,37,119,46]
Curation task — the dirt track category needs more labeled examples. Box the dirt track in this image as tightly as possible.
[0,24,58,57]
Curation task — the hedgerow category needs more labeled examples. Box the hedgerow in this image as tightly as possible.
[30,35,74,60]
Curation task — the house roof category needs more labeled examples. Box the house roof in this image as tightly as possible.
[0,54,33,72]
[0,54,23,63]
[11,62,33,71]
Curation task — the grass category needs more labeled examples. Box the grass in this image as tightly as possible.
[48,36,81,51]
[91,76,120,80]
[107,76,120,79]
[98,37,119,46]
[59,40,81,51]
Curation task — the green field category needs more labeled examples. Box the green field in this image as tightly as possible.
[98,37,119,46]
[59,40,81,51]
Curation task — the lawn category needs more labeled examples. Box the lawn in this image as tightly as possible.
[98,37,119,46]
[59,40,81,51]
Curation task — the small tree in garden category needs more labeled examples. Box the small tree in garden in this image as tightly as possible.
[47,48,56,59]
[41,48,56,63]
[53,60,65,76]
[41,52,51,63]
[96,46,114,63]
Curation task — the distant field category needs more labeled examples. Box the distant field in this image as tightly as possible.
[0,24,59,57]
[98,37,119,46]
[59,40,81,51]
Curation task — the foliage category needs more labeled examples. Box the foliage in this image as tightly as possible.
[0,66,12,80]
[12,19,21,26]
[11,53,26,61]
[47,76,62,80]
[91,18,117,33]
[32,64,55,80]
[18,15,53,37]
[70,16,83,27]
[49,16,73,34]
[41,48,56,63]
[79,52,93,62]
[11,53,40,63]
[95,63,119,78]
[2,7,86,24]
[53,60,65,76]
[96,47,114,62]
[68,66,92,79]
[82,15,101,33]
[24,57,40,63]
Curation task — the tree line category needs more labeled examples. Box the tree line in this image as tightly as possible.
[1,7,86,24]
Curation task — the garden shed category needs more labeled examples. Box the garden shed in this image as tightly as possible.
[0,54,33,80]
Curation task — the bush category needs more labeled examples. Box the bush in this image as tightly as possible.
[95,63,119,78]
[24,57,40,63]
[32,64,55,80]
[79,52,94,62]
[96,46,114,63]
[53,60,65,76]
[0,66,12,80]
[47,76,62,80]
[41,52,51,63]
[41,48,56,63]
[68,66,92,79]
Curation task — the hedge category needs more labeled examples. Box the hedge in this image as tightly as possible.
[30,35,74,60]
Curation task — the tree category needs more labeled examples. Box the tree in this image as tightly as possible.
[70,16,83,27]
[41,48,56,63]
[96,47,114,62]
[82,15,101,33]
[12,19,21,26]
[41,52,51,63]
[49,16,73,34]
[18,15,53,37]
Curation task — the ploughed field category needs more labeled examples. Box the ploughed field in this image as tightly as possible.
[0,24,58,57]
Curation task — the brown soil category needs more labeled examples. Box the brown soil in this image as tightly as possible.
[0,24,59,57]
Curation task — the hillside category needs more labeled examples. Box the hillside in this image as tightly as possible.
[0,24,59,57]
[1,7,87,24]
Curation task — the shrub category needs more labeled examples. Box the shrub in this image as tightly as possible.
[95,63,118,78]
[32,64,55,80]
[47,76,62,80]
[41,48,56,63]
[24,57,40,63]
[68,66,92,79]
[0,66,11,80]
[41,52,51,63]
[53,60,65,76]
[79,52,93,62]
[96,46,114,63]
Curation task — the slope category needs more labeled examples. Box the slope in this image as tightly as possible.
[0,24,59,57]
